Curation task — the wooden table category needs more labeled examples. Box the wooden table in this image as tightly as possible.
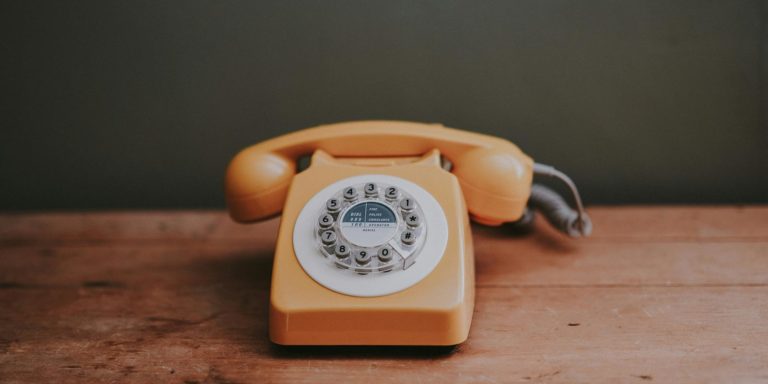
[1,207,766,383]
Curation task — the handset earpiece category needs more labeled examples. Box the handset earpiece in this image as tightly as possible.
[226,150,296,222]
[452,147,533,226]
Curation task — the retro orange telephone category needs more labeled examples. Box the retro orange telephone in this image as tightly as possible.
[226,121,590,345]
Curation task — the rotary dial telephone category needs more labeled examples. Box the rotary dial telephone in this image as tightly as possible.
[226,121,590,345]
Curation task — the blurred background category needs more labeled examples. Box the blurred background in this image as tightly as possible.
[1,0,766,210]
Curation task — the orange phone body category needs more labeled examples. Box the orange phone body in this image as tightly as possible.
[225,121,533,345]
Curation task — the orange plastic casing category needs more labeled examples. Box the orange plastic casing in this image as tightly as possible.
[224,121,535,345]
[225,121,534,226]
[269,150,474,345]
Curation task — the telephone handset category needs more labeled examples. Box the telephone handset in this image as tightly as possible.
[226,121,590,345]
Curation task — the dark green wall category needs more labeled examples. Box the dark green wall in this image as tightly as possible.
[2,1,766,210]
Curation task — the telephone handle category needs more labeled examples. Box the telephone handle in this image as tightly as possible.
[225,121,534,224]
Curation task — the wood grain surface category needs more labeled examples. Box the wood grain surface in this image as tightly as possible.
[0,206,767,383]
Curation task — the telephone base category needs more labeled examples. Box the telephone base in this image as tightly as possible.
[268,150,475,346]
[269,297,473,346]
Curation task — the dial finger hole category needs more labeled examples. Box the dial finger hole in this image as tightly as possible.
[318,213,334,228]
[321,230,337,245]
[377,246,393,262]
[354,249,372,265]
